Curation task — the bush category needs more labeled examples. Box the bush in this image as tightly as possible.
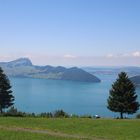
[136,114,140,119]
[80,115,92,118]
[0,108,96,118]
[4,107,24,117]
[71,114,79,118]
[53,110,69,118]
[39,112,53,118]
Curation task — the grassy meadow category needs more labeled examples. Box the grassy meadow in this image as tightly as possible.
[0,117,140,140]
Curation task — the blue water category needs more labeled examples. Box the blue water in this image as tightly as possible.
[10,74,140,117]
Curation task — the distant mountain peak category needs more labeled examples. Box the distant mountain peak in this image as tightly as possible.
[13,57,31,61]
[8,58,32,66]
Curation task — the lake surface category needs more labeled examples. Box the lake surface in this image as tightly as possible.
[10,74,140,118]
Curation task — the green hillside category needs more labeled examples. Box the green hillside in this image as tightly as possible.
[0,117,140,140]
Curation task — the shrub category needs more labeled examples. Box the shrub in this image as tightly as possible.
[53,110,69,118]
[5,107,24,117]
[71,114,79,118]
[80,115,92,118]
[39,112,53,118]
[136,114,140,119]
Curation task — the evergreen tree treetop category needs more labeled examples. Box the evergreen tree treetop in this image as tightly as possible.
[107,72,140,119]
[0,67,14,113]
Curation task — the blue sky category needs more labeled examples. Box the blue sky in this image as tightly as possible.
[0,0,140,66]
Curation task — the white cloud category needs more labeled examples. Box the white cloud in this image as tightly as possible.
[0,56,10,59]
[131,51,140,57]
[106,51,140,58]
[0,55,16,61]
[106,54,114,58]
[64,54,77,58]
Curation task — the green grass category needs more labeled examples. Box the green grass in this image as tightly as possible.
[0,117,140,140]
[0,129,80,140]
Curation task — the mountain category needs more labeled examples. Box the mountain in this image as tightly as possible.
[0,58,33,67]
[83,66,140,76]
[130,75,140,86]
[0,58,101,83]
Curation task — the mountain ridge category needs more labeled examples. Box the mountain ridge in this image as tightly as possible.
[130,75,140,86]
[0,58,101,83]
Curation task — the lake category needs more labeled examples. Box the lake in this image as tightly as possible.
[10,74,140,118]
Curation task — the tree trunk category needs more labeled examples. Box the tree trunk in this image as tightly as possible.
[0,107,3,114]
[120,112,123,119]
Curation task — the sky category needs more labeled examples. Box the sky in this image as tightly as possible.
[0,0,140,66]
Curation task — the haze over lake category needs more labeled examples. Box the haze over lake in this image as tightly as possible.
[10,72,140,118]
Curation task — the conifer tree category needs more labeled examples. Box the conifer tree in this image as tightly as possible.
[107,72,140,119]
[0,67,14,113]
